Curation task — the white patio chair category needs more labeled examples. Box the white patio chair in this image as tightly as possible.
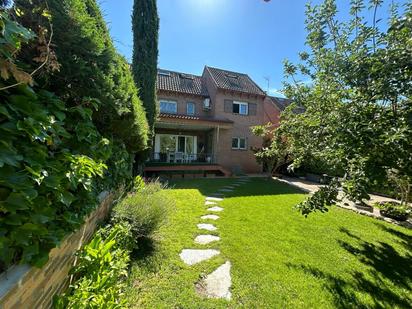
[174,152,183,163]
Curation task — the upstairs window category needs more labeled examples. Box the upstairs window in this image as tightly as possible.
[186,102,195,115]
[159,100,177,114]
[233,101,248,115]
[232,137,246,150]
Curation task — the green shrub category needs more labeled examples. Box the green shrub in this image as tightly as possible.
[375,202,410,221]
[132,175,146,192]
[55,224,132,309]
[111,181,173,245]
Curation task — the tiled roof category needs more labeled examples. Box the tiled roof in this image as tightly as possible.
[269,96,293,111]
[156,69,208,96]
[206,66,265,96]
[159,113,233,123]
[268,96,305,113]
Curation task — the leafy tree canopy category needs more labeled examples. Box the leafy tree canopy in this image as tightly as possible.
[266,0,412,214]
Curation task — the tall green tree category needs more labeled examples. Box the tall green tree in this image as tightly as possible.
[264,0,412,214]
[132,0,159,134]
[14,0,149,155]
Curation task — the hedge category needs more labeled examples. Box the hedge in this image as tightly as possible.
[0,0,150,271]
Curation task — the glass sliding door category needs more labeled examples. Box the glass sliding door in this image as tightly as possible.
[154,134,197,162]
[177,136,185,153]
[185,136,194,154]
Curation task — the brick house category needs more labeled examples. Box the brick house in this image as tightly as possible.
[144,66,287,177]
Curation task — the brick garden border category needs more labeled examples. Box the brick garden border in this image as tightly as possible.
[0,192,114,309]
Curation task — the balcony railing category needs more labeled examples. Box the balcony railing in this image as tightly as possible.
[148,152,216,165]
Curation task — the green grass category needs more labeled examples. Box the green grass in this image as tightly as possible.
[125,178,412,308]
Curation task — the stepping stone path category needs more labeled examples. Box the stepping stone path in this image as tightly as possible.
[179,178,251,300]
[201,214,220,220]
[198,223,217,231]
[195,235,220,245]
[206,197,223,202]
[196,261,232,300]
[207,206,223,212]
[180,249,220,265]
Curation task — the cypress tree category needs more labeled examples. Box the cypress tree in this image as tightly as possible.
[132,0,159,134]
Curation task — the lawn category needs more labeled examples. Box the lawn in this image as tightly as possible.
[125,178,412,308]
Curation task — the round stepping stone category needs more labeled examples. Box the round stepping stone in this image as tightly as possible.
[195,235,220,245]
[206,197,223,202]
[201,214,220,220]
[196,261,232,300]
[180,249,220,265]
[207,206,223,212]
[198,223,217,231]
[218,189,233,192]
[205,201,217,206]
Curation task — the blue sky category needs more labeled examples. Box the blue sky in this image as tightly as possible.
[99,0,405,96]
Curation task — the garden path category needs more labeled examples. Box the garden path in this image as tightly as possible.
[179,177,252,300]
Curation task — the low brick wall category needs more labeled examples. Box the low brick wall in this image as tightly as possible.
[0,192,114,309]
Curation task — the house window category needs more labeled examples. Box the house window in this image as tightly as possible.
[232,137,246,150]
[233,101,248,115]
[187,102,195,115]
[159,100,177,114]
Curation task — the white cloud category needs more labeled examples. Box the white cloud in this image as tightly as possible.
[268,88,286,98]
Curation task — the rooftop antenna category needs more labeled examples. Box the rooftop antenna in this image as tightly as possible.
[263,76,270,94]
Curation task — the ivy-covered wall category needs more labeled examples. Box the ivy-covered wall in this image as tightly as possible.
[0,193,114,309]
[0,0,149,271]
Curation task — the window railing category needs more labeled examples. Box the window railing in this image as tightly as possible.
[148,152,216,164]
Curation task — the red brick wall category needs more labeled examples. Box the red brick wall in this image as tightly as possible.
[212,91,265,173]
[157,92,211,118]
[263,96,281,128]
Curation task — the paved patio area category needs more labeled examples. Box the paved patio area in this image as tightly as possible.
[273,176,411,229]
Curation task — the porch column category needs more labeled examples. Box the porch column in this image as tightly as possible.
[154,134,160,160]
[215,125,220,163]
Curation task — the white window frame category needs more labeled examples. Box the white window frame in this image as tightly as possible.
[233,101,248,115]
[231,137,247,150]
[186,102,195,115]
[159,100,177,114]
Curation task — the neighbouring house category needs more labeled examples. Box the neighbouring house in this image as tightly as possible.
[144,66,289,177]
[263,96,293,128]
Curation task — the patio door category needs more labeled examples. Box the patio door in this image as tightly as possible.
[177,136,186,153]
[154,134,197,160]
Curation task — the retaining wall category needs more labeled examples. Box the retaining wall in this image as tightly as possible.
[0,192,113,309]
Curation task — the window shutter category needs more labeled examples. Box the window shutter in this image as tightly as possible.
[248,103,257,116]
[224,100,233,113]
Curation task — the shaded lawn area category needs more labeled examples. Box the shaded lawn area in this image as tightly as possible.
[125,178,412,308]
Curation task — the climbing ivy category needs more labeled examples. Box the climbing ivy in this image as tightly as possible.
[0,3,148,271]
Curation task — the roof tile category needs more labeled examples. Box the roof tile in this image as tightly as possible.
[157,69,208,96]
[159,113,233,124]
[206,66,265,96]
